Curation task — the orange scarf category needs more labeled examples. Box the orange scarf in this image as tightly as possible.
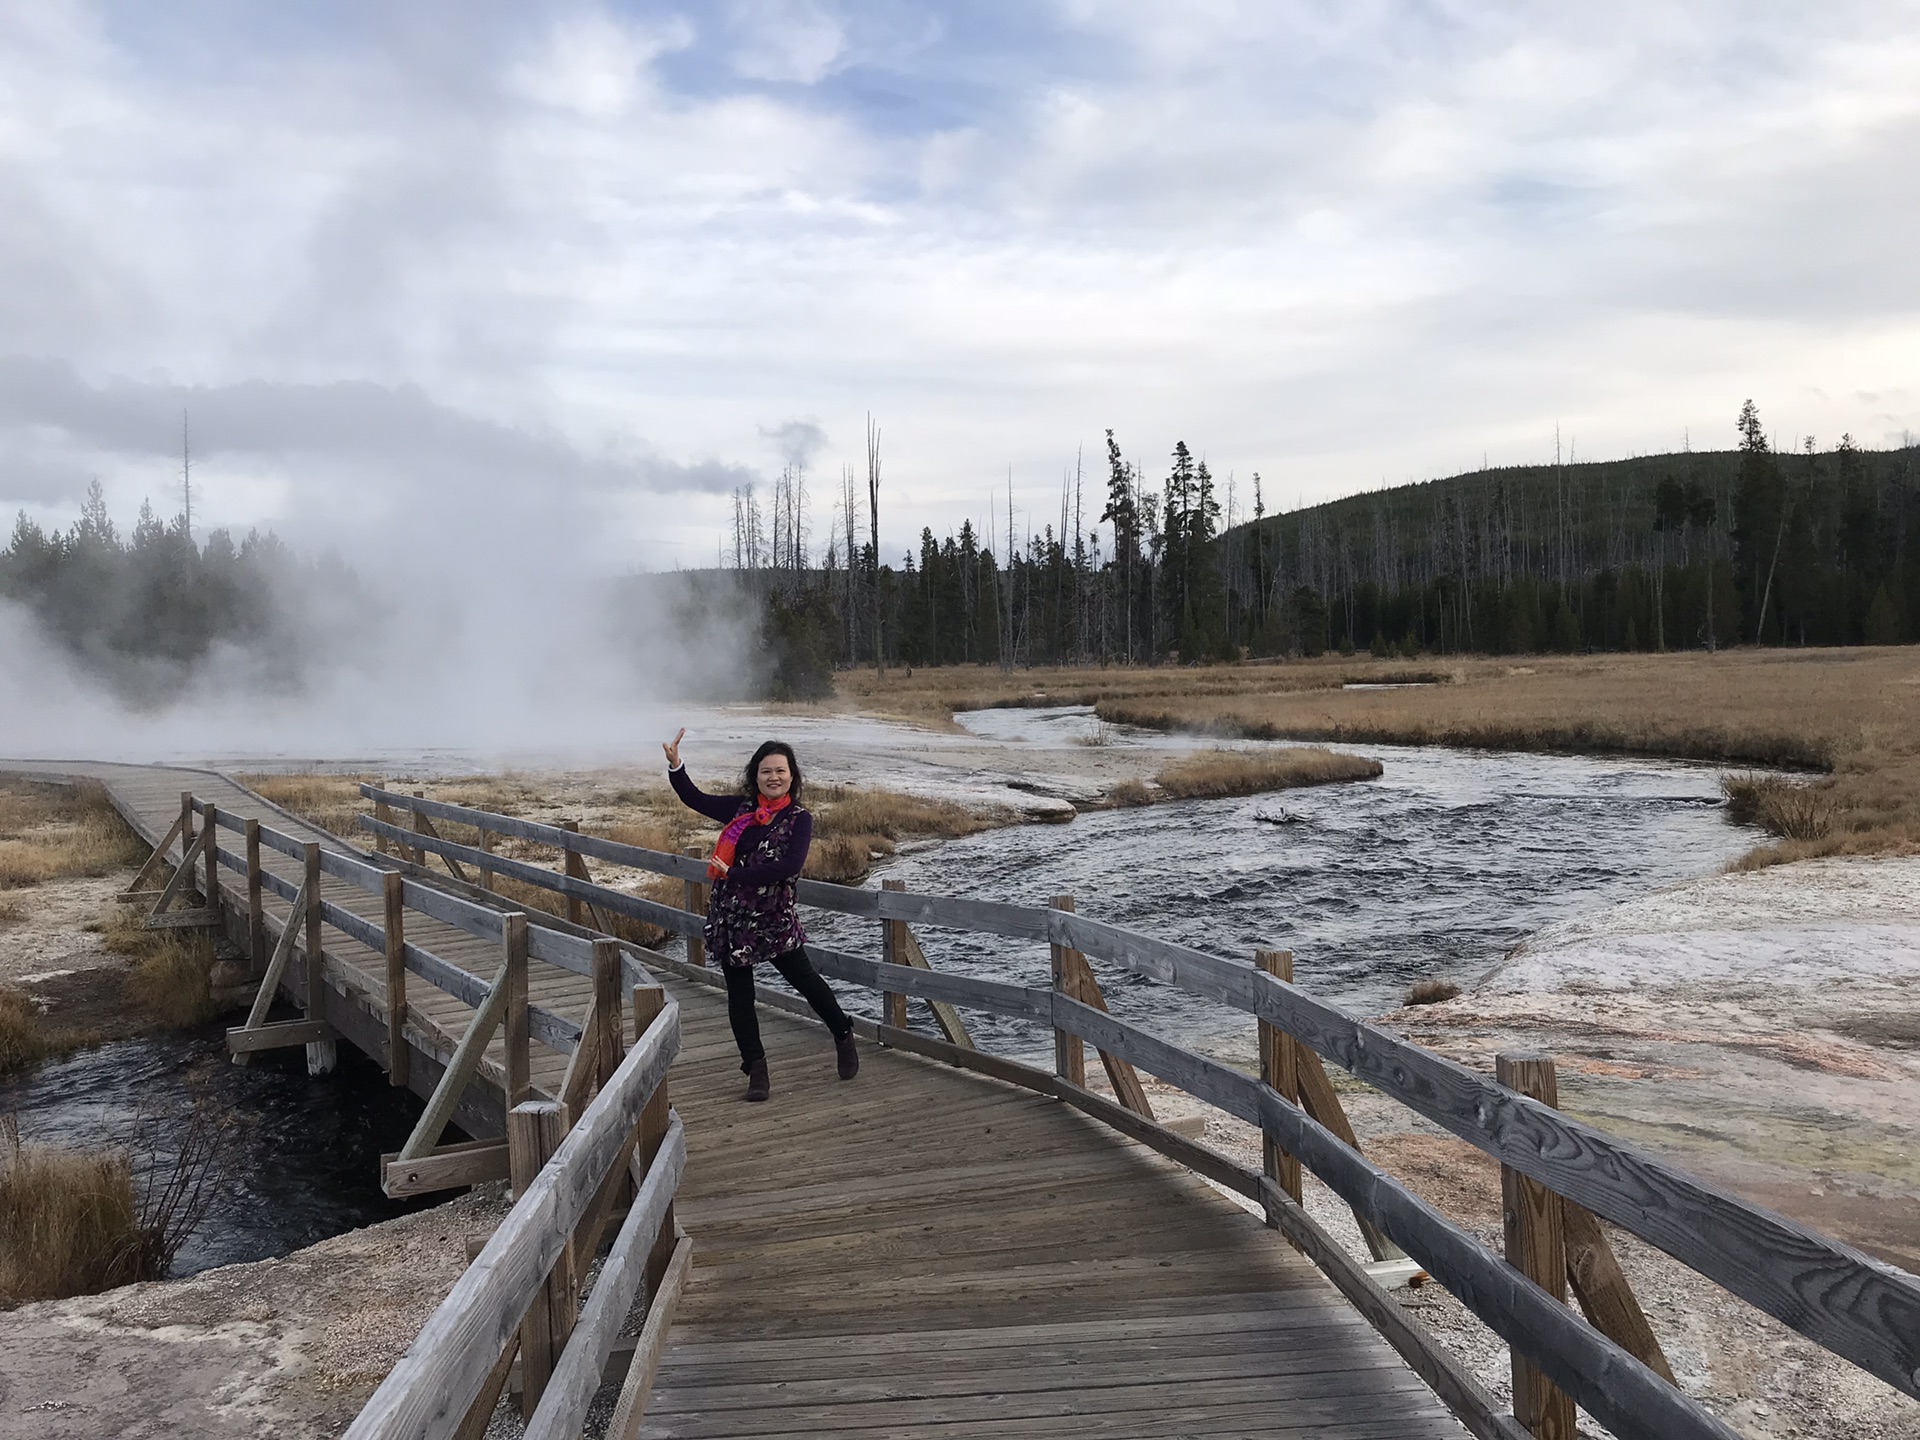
[708,794,791,880]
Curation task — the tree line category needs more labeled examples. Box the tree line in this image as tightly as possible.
[2,482,348,700]
[707,402,1920,691]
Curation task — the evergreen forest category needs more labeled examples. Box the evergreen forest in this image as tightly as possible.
[709,403,1920,694]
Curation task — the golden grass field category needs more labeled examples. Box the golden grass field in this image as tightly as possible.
[835,647,1920,867]
[0,779,144,890]
[0,1117,145,1306]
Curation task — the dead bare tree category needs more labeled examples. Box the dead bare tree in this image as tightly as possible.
[867,413,883,674]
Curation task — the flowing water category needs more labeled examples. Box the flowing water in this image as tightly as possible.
[0,1024,432,1277]
[808,706,1763,1070]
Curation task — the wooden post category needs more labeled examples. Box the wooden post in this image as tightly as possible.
[179,791,195,868]
[477,828,497,892]
[303,843,336,1075]
[1049,895,1086,1087]
[682,845,708,966]
[409,790,429,865]
[244,819,265,975]
[373,786,393,857]
[1257,949,1303,1205]
[200,802,221,924]
[592,940,625,1091]
[880,879,909,1030]
[504,912,530,1107]
[559,821,586,926]
[633,985,677,1302]
[384,871,409,1089]
[1497,1053,1577,1440]
[508,1099,573,1416]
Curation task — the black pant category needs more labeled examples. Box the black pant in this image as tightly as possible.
[723,947,852,1072]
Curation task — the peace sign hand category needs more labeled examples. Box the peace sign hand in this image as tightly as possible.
[662,727,685,770]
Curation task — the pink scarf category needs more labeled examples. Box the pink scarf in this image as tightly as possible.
[708,793,791,880]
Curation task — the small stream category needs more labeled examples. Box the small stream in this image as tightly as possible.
[810,706,1764,1069]
[0,1023,432,1278]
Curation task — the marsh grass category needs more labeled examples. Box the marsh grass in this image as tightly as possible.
[1146,747,1382,802]
[235,773,380,839]
[0,780,144,889]
[0,1116,144,1306]
[804,784,1013,883]
[0,990,99,1077]
[121,934,217,1029]
[1722,773,1833,841]
[0,899,23,925]
[835,650,1920,870]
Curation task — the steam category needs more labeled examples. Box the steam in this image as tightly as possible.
[0,368,771,768]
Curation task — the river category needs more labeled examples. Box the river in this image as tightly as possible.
[807,705,1763,1069]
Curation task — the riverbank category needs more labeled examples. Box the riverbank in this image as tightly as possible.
[831,647,1920,870]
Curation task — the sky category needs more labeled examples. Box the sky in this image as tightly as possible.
[3,0,1919,577]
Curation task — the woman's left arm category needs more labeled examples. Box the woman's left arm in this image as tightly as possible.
[726,811,813,886]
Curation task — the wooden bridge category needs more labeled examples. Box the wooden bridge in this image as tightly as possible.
[7,759,1919,1440]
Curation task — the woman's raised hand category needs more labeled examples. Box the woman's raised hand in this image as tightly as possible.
[663,727,685,770]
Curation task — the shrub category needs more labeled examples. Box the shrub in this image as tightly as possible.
[0,990,96,1077]
[0,1116,143,1306]
[122,935,218,1028]
[1405,979,1461,1006]
[1721,773,1832,841]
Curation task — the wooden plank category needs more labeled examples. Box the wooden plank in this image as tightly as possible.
[1053,995,1260,1124]
[606,1232,693,1440]
[1258,949,1303,1206]
[417,808,471,883]
[1497,1054,1578,1440]
[1293,1038,1399,1262]
[806,944,1053,1024]
[633,986,677,1302]
[1049,895,1086,1087]
[559,821,585,927]
[880,879,909,1030]
[201,801,222,927]
[1250,1086,1744,1440]
[385,871,410,1089]
[893,926,973,1048]
[343,1015,682,1440]
[525,1156,685,1440]
[504,912,531,1107]
[143,906,221,930]
[225,1018,335,1054]
[510,1100,574,1416]
[681,845,708,967]
[1059,945,1153,1119]
[123,810,184,894]
[245,819,266,972]
[231,873,310,1069]
[396,959,514,1163]
[383,1140,512,1198]
[146,825,209,917]
[1562,1201,1678,1385]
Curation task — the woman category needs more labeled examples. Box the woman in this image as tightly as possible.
[663,728,858,1101]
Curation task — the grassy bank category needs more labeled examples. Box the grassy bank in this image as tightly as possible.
[835,649,1920,868]
[0,779,144,889]
[1109,747,1384,807]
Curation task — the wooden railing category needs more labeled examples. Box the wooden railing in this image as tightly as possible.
[132,794,693,1439]
[360,782,1920,1440]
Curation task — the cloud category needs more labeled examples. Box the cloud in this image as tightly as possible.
[0,0,1915,574]
[758,416,829,469]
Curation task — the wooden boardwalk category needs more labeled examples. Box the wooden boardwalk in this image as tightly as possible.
[6,759,591,1131]
[650,981,1463,1438]
[6,759,1466,1438]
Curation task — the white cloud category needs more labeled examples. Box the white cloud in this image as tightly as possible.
[0,0,1916,573]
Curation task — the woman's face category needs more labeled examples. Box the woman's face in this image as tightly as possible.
[756,753,793,799]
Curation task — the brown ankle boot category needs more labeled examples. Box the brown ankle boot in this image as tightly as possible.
[745,1058,770,1101]
[835,1031,859,1081]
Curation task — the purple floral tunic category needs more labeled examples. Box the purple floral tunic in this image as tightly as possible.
[668,766,813,968]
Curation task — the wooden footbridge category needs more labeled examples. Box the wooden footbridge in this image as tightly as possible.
[7,760,1920,1440]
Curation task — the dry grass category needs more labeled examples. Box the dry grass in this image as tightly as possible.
[0,779,145,889]
[1406,979,1462,1006]
[1139,747,1382,803]
[804,784,1015,883]
[120,934,217,1029]
[837,649,1920,870]
[1722,773,1834,841]
[235,773,380,839]
[0,1117,144,1306]
[0,990,99,1077]
[0,899,23,926]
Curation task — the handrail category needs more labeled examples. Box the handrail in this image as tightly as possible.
[202,823,585,1057]
[361,785,1920,1425]
[345,1001,683,1440]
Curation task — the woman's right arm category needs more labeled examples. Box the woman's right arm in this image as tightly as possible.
[667,757,744,825]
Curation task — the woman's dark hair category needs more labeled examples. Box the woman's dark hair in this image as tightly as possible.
[744,740,803,803]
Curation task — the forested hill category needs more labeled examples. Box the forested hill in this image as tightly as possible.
[692,410,1919,695]
[1225,426,1919,657]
